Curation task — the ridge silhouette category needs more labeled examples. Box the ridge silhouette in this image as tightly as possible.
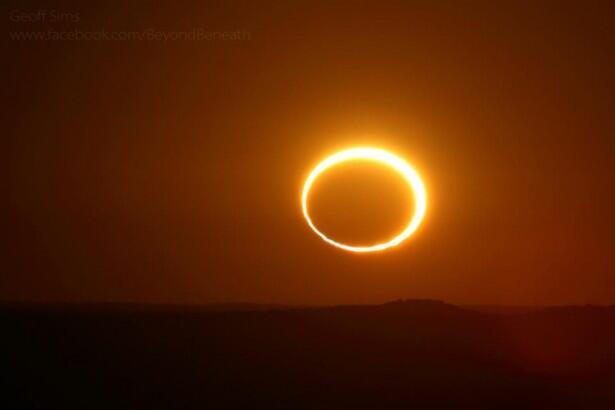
[3,300,615,408]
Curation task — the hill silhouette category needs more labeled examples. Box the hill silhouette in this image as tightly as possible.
[3,300,615,408]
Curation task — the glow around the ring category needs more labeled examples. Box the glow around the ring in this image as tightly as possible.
[301,147,427,253]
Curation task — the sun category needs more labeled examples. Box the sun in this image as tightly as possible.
[301,147,427,253]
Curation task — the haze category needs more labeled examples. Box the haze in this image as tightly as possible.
[5,1,614,306]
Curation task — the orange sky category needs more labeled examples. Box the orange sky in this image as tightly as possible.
[5,1,614,305]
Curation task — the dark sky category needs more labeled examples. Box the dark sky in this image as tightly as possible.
[5,1,614,305]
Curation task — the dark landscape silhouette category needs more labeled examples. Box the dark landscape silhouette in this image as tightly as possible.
[4,299,615,408]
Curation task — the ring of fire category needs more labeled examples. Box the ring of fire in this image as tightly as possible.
[302,147,427,253]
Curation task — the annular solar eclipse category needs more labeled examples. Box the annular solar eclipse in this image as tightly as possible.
[301,147,427,253]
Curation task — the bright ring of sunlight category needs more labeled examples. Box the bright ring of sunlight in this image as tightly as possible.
[302,147,427,253]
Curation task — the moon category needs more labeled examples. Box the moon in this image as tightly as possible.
[301,147,427,253]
